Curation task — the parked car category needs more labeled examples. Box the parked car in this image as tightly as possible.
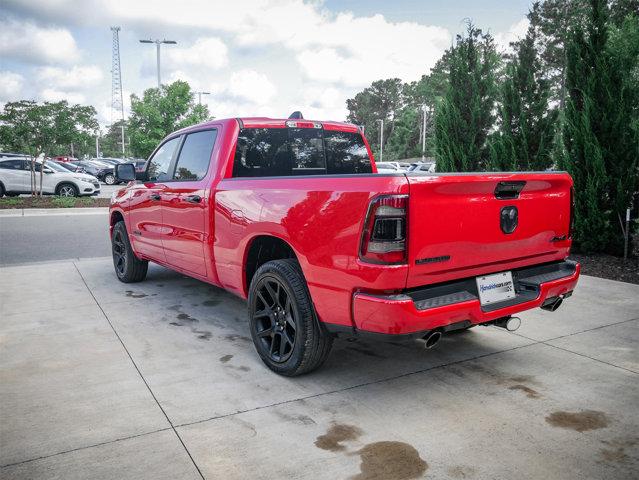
[53,156,78,163]
[0,158,100,197]
[52,160,88,174]
[93,157,126,166]
[376,162,401,173]
[70,160,118,185]
[408,162,436,173]
[109,116,580,376]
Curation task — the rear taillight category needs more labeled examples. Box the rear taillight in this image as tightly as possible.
[569,186,575,238]
[360,195,408,264]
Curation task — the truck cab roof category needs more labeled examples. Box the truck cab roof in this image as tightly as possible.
[173,117,361,136]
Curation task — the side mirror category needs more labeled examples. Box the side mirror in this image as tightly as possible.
[43,168,54,174]
[115,163,136,182]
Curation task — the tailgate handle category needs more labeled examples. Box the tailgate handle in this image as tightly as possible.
[495,181,526,200]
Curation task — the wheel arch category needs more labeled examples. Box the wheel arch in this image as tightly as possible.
[54,181,79,195]
[244,235,300,297]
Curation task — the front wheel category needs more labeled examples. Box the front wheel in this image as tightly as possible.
[111,221,148,283]
[248,259,333,376]
[56,183,79,197]
[104,174,115,185]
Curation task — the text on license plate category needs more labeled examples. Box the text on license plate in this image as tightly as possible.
[476,271,515,306]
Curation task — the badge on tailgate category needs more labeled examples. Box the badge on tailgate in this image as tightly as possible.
[476,271,515,306]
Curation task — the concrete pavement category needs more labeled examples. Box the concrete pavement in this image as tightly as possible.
[0,212,110,266]
[0,258,637,479]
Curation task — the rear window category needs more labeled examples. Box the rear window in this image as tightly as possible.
[232,127,371,177]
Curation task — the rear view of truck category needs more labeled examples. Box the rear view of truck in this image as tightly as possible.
[353,172,579,341]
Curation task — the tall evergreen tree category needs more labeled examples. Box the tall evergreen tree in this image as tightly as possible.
[434,23,500,172]
[560,0,639,254]
[489,25,557,171]
[346,78,404,156]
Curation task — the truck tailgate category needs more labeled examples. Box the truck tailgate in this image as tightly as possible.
[405,173,573,288]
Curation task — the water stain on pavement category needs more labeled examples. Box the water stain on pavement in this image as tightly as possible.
[274,411,316,425]
[219,354,233,363]
[447,465,476,478]
[194,330,212,340]
[346,345,387,359]
[545,410,610,432]
[125,290,148,298]
[177,312,198,323]
[508,384,541,399]
[598,437,638,463]
[225,334,251,342]
[352,441,427,480]
[203,299,221,307]
[315,423,362,452]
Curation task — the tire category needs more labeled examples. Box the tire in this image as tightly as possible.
[0,183,5,197]
[248,259,333,376]
[56,183,79,197]
[111,221,148,283]
[104,174,115,185]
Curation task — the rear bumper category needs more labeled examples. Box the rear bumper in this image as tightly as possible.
[346,260,580,336]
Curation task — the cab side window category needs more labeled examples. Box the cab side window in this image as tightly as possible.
[147,137,180,182]
[173,130,218,181]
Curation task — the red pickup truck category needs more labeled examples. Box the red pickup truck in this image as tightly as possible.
[109,116,580,375]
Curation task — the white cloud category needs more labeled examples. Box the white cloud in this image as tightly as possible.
[2,1,456,124]
[0,71,24,101]
[228,69,276,104]
[40,88,86,103]
[36,65,103,90]
[165,37,228,70]
[0,18,80,65]
[494,18,529,52]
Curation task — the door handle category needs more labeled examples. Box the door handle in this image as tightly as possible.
[150,193,161,201]
[184,195,202,204]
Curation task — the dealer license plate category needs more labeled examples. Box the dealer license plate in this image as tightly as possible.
[476,271,515,306]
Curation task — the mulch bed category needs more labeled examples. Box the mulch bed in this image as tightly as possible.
[0,196,110,209]
[569,253,639,285]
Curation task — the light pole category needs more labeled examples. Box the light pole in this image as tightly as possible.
[375,119,384,163]
[139,38,177,88]
[421,104,431,160]
[193,91,210,105]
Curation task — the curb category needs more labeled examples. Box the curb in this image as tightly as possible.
[0,207,109,217]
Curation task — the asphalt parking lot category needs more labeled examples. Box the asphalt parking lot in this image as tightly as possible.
[1,255,637,479]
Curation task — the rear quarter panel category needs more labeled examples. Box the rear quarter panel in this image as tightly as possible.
[214,174,409,327]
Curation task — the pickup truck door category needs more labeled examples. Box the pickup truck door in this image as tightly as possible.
[127,136,181,263]
[161,129,218,278]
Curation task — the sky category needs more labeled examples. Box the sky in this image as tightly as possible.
[0,0,532,129]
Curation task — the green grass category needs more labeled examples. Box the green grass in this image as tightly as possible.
[0,195,110,209]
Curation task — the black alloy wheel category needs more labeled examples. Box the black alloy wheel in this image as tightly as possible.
[112,228,127,277]
[248,259,333,376]
[111,221,148,283]
[252,276,297,363]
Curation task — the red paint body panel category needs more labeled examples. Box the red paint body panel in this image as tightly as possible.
[353,264,580,334]
[110,116,580,337]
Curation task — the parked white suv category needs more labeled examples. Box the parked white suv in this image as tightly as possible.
[0,157,101,197]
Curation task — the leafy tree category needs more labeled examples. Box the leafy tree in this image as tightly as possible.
[559,0,639,254]
[434,23,500,171]
[99,120,130,158]
[489,24,557,171]
[385,107,422,160]
[526,1,590,107]
[128,80,210,158]
[346,78,404,158]
[0,100,98,194]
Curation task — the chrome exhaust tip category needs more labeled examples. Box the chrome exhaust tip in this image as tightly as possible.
[494,316,521,332]
[541,296,563,312]
[423,330,442,349]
